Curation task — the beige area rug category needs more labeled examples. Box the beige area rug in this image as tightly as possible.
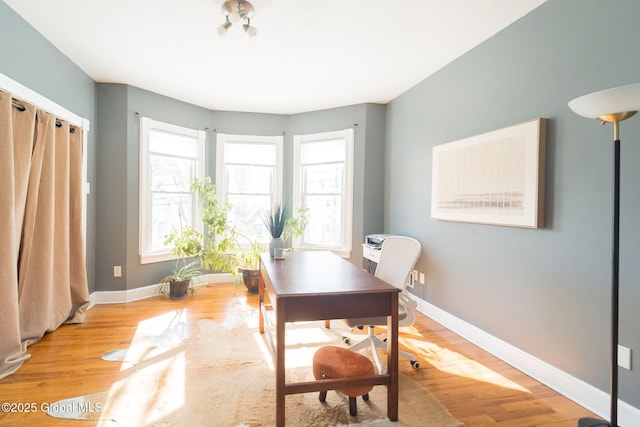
[47,306,463,427]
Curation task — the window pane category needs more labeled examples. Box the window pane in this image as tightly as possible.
[300,139,345,164]
[150,193,194,251]
[227,165,273,194]
[303,195,342,246]
[225,142,275,165]
[228,194,271,242]
[303,164,343,194]
[150,129,198,158]
[151,155,195,192]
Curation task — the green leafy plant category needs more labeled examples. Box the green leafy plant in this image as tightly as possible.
[263,201,309,245]
[164,225,203,260]
[233,231,266,271]
[163,177,305,291]
[158,258,201,297]
[191,176,266,274]
[159,260,201,285]
[283,205,309,243]
[160,221,204,296]
[262,201,291,238]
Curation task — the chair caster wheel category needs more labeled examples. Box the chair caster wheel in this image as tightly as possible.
[410,360,420,369]
[342,337,351,345]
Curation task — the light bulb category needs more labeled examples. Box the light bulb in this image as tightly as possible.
[217,19,232,36]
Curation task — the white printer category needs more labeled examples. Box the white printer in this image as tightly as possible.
[362,234,393,265]
[365,234,392,249]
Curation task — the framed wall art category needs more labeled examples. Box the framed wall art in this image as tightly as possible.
[431,118,547,228]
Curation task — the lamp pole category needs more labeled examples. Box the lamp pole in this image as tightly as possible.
[608,123,620,427]
[569,83,640,427]
[578,115,628,427]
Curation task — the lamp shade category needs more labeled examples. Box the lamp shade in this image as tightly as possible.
[569,83,640,119]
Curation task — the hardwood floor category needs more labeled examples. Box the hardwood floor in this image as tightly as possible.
[0,283,598,426]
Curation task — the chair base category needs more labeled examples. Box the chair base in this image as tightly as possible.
[577,418,615,427]
[343,326,419,373]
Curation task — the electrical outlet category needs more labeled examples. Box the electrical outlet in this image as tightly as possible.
[411,270,418,282]
[419,272,425,284]
[113,266,122,278]
[618,345,632,370]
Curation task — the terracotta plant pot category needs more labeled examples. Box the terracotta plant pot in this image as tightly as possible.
[241,269,260,294]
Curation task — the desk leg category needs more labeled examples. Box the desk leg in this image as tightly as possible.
[275,298,286,427]
[259,270,265,334]
[387,292,399,421]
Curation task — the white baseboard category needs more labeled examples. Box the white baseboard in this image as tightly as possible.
[89,273,235,306]
[88,277,638,424]
[413,296,640,426]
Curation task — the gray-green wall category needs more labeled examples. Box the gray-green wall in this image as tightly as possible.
[2,0,639,414]
[95,84,385,291]
[0,1,97,292]
[385,0,640,409]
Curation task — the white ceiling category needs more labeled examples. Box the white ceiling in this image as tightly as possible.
[4,0,546,115]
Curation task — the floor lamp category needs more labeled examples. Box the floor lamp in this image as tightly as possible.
[568,82,640,427]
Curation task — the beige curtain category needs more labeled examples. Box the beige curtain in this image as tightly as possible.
[0,90,89,379]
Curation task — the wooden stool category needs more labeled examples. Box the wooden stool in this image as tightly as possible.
[312,345,375,416]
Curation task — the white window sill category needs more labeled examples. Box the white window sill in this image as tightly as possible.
[140,252,177,265]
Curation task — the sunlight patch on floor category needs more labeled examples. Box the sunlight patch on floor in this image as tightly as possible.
[103,310,190,424]
[118,309,190,368]
[251,320,346,370]
[284,324,337,369]
[253,331,275,371]
[401,333,530,393]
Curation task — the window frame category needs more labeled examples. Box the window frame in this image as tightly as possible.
[215,133,284,243]
[292,128,354,257]
[139,117,206,264]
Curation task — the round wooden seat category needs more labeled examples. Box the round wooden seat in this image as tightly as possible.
[312,345,375,416]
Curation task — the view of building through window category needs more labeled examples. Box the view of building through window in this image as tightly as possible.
[216,134,283,245]
[293,129,354,255]
[140,126,353,262]
[139,117,205,263]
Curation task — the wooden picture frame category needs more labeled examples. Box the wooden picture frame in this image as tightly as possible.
[431,118,546,228]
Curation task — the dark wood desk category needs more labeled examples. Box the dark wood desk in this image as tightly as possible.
[258,251,399,427]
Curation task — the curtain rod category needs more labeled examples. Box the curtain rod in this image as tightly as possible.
[0,73,89,131]
[7,97,73,131]
[11,99,26,111]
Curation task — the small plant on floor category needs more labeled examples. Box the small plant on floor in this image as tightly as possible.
[158,256,202,300]
[160,224,203,298]
[160,259,201,283]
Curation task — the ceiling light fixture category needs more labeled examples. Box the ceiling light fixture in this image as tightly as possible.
[217,0,257,37]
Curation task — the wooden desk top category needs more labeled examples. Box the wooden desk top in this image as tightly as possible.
[259,251,398,297]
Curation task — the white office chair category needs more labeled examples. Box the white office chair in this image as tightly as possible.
[342,235,421,374]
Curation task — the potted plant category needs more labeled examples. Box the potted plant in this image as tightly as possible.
[262,201,290,256]
[262,201,309,257]
[191,176,266,293]
[161,225,203,299]
[233,230,266,294]
[159,259,201,300]
[191,177,238,275]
